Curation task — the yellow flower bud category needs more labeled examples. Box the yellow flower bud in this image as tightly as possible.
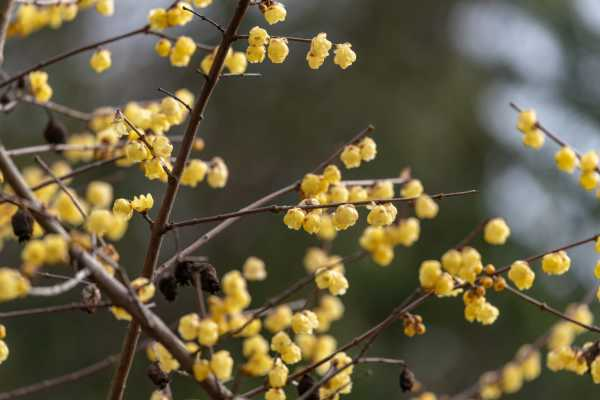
[90,49,112,73]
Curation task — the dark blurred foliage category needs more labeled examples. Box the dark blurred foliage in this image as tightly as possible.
[1,0,599,399]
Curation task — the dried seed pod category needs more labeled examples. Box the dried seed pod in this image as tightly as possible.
[11,209,34,242]
[81,284,102,314]
[399,365,415,392]
[158,274,178,302]
[147,362,170,389]
[297,374,319,400]
[43,115,68,145]
[200,264,220,294]
[174,260,193,286]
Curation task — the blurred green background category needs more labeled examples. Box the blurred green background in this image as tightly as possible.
[2,0,600,399]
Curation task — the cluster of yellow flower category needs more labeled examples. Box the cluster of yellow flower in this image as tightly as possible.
[20,233,69,273]
[8,0,114,38]
[246,27,288,64]
[518,109,600,193]
[143,251,349,399]
[402,313,426,337]
[148,2,195,31]
[478,345,541,399]
[0,325,8,366]
[0,268,30,302]
[200,47,248,75]
[110,277,156,321]
[246,26,355,70]
[28,70,53,103]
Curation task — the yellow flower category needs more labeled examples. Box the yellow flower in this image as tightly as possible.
[181,159,208,187]
[501,362,523,394]
[225,51,248,75]
[207,157,229,188]
[522,129,544,149]
[0,340,8,364]
[302,211,322,235]
[198,318,219,346]
[291,310,319,335]
[310,33,332,58]
[386,217,420,247]
[0,268,30,302]
[90,49,112,73]
[265,305,292,333]
[433,273,454,297]
[28,71,53,103]
[554,146,578,173]
[419,260,442,289]
[110,306,132,321]
[508,260,535,290]
[86,209,112,236]
[248,26,269,46]
[112,198,133,220]
[595,259,600,279]
[193,359,211,381]
[210,350,234,381]
[148,8,169,30]
[268,38,289,63]
[333,43,357,69]
[154,39,172,57]
[247,45,266,63]
[517,109,537,132]
[265,388,286,400]
[96,0,114,16]
[580,171,599,191]
[268,358,289,388]
[323,164,342,184]
[194,0,213,8]
[131,194,154,213]
[22,239,46,266]
[167,2,193,27]
[348,186,368,202]
[340,145,361,169]
[367,203,396,226]
[415,194,438,219]
[358,137,376,161]
[369,180,394,199]
[332,204,359,230]
[483,218,510,245]
[243,335,269,357]
[125,141,150,162]
[401,179,424,198]
[151,136,173,158]
[86,181,113,208]
[591,356,600,384]
[43,234,68,264]
[132,277,155,302]
[281,344,302,364]
[283,208,306,230]
[581,150,599,172]
[541,251,571,275]
[243,256,267,281]
[441,249,462,276]
[263,2,286,25]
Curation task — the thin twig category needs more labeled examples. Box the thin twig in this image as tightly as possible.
[183,6,225,33]
[35,155,88,218]
[504,285,600,333]
[158,87,192,112]
[0,27,150,89]
[165,189,478,231]
[0,0,15,67]
[0,300,112,318]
